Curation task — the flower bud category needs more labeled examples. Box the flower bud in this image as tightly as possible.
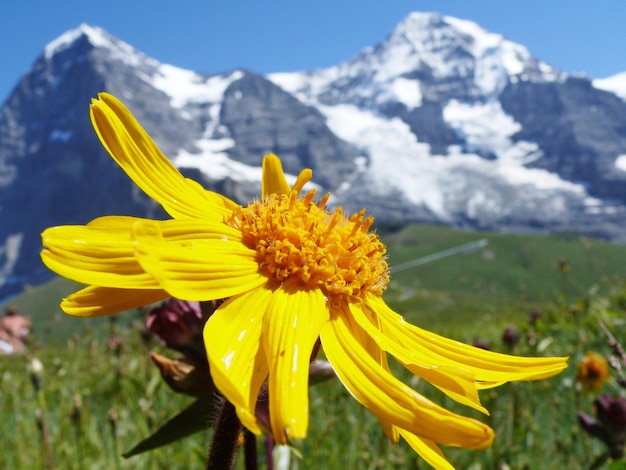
[502,326,520,347]
[579,394,626,459]
[147,299,205,354]
[595,395,626,437]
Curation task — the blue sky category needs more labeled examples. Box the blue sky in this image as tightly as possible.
[2,1,626,103]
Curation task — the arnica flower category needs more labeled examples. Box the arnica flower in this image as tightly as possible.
[41,93,568,469]
[576,351,609,391]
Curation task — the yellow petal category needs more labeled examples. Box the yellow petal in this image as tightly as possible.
[204,287,272,434]
[263,281,328,444]
[399,430,454,470]
[353,312,400,444]
[90,93,237,220]
[366,294,568,385]
[88,216,244,245]
[159,218,244,244]
[261,153,291,196]
[132,219,266,300]
[41,225,159,289]
[61,285,168,317]
[87,215,141,228]
[320,306,494,449]
[352,301,486,413]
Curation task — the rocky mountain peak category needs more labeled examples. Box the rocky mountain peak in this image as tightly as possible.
[382,12,560,97]
[43,23,153,68]
[43,23,109,59]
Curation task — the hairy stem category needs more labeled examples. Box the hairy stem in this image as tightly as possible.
[206,400,242,470]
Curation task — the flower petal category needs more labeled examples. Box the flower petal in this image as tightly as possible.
[320,304,494,449]
[263,281,328,444]
[87,215,141,228]
[365,294,568,386]
[61,285,168,317]
[41,225,159,289]
[132,219,266,300]
[262,153,291,197]
[89,216,244,244]
[90,93,237,220]
[352,312,401,444]
[159,218,245,244]
[399,430,454,470]
[351,301,486,414]
[204,287,272,434]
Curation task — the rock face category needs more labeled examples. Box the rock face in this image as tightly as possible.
[500,77,626,197]
[219,73,360,189]
[2,14,626,301]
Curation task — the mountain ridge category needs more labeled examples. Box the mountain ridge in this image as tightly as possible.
[2,12,626,303]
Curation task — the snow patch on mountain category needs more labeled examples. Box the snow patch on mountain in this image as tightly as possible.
[318,103,448,214]
[594,72,626,101]
[387,77,423,109]
[615,155,626,171]
[312,99,593,222]
[173,139,308,188]
[151,67,244,108]
[443,100,542,164]
[443,15,528,87]
[174,139,259,181]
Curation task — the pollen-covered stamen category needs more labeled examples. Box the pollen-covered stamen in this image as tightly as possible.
[226,170,389,299]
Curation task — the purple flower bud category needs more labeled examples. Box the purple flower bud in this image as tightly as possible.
[502,326,520,347]
[595,395,626,438]
[580,395,626,458]
[146,299,204,353]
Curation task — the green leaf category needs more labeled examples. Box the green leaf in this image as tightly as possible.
[123,396,220,458]
[609,459,626,470]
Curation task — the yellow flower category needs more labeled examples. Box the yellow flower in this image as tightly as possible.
[41,93,568,469]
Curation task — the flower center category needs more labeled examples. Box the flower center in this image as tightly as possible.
[226,171,389,300]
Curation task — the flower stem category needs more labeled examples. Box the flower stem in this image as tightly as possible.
[243,429,258,470]
[206,400,242,470]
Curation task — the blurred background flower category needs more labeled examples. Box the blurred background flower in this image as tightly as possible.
[577,352,609,392]
[579,394,626,459]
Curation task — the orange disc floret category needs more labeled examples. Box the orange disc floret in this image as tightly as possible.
[226,171,389,300]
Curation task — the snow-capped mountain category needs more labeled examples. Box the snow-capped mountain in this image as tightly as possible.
[2,13,626,302]
[268,13,626,227]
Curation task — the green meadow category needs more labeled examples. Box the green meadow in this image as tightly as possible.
[3,223,626,469]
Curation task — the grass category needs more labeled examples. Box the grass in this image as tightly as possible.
[1,321,209,469]
[7,223,626,343]
[3,223,626,468]
[381,224,626,341]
